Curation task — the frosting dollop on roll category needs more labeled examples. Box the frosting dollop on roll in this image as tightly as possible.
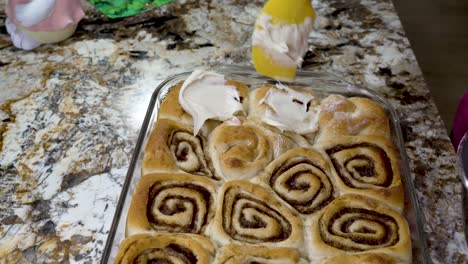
[259,84,320,134]
[179,70,244,135]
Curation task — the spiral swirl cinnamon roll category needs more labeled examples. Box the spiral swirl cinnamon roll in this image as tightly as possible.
[214,244,306,264]
[159,81,250,131]
[315,136,404,212]
[208,119,289,181]
[316,95,391,142]
[115,234,215,264]
[126,173,216,236]
[306,194,411,262]
[208,181,303,250]
[143,118,218,180]
[258,148,336,215]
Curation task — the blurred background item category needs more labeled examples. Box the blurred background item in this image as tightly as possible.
[456,131,468,242]
[88,0,175,18]
[452,92,468,151]
[393,0,468,132]
[5,0,85,50]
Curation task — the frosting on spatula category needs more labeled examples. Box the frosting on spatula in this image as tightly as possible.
[253,14,314,68]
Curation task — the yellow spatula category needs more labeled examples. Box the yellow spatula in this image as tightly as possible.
[252,0,316,81]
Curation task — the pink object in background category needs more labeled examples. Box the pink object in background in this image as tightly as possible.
[452,92,468,151]
[5,0,85,50]
[6,0,84,32]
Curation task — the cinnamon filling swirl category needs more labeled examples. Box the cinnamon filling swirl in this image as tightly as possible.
[218,127,270,168]
[131,243,197,264]
[320,207,399,252]
[326,143,393,189]
[209,123,275,181]
[169,131,217,179]
[270,157,334,214]
[147,182,212,234]
[222,187,292,243]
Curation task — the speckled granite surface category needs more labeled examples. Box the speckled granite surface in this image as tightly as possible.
[0,0,466,263]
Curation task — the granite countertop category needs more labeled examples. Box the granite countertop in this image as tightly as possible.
[0,0,466,263]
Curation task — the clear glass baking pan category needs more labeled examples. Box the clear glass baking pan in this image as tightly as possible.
[100,65,431,263]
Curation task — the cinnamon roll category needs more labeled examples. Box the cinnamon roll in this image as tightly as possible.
[126,173,217,236]
[311,253,406,264]
[315,135,404,212]
[159,80,250,131]
[115,234,215,264]
[306,194,411,263]
[208,180,303,250]
[316,95,391,142]
[213,244,306,264]
[248,83,321,136]
[257,147,336,215]
[208,119,296,181]
[143,118,218,180]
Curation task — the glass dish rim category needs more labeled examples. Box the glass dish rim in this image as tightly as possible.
[100,65,431,264]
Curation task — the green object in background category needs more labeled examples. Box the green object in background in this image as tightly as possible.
[89,0,175,19]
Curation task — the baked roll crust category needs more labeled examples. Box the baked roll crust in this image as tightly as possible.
[208,119,296,181]
[315,135,404,212]
[126,173,217,236]
[311,253,406,264]
[143,118,218,179]
[257,147,337,215]
[316,95,391,142]
[208,180,303,250]
[115,233,215,264]
[213,244,306,264]
[306,194,411,263]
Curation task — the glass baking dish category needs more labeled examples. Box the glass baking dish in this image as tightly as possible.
[100,65,431,263]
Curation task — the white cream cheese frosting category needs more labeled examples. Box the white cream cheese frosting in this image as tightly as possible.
[259,84,320,134]
[179,70,243,135]
[252,13,314,68]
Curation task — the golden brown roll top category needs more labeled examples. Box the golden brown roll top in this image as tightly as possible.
[208,180,304,250]
[257,147,337,215]
[213,244,306,264]
[115,233,215,264]
[311,253,407,264]
[207,119,298,181]
[315,135,404,212]
[306,194,411,263]
[126,173,217,236]
[316,95,391,142]
[158,82,192,124]
[143,118,218,180]
[226,80,251,114]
